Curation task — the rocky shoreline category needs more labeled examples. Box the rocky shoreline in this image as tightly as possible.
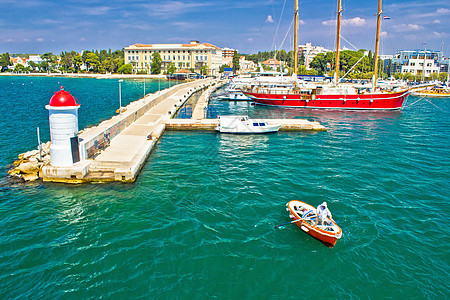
[8,142,51,182]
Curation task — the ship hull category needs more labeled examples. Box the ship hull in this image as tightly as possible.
[244,90,410,110]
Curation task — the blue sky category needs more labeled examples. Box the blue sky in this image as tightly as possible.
[1,0,449,55]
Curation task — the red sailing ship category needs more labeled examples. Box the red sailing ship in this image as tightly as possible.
[243,88,410,110]
[243,0,410,110]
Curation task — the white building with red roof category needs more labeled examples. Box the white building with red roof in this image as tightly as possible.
[124,40,222,76]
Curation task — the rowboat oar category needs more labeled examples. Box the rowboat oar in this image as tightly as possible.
[275,217,313,228]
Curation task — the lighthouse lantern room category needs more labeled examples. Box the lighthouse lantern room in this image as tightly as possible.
[45,86,81,167]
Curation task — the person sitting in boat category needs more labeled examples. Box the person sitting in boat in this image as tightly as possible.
[315,202,333,226]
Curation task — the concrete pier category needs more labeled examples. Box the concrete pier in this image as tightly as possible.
[37,78,326,184]
[165,118,326,131]
[42,79,214,183]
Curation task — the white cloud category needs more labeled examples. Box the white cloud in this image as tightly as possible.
[36,38,44,42]
[432,19,441,24]
[322,17,366,27]
[81,6,112,16]
[436,8,450,14]
[299,19,305,25]
[265,15,274,23]
[393,24,424,32]
[380,31,388,37]
[146,1,211,17]
[433,31,448,38]
[5,38,14,42]
[342,17,366,26]
[171,22,200,29]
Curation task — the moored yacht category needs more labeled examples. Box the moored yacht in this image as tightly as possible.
[215,115,281,134]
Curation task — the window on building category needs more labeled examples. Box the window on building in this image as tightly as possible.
[178,56,180,60]
[173,56,175,60]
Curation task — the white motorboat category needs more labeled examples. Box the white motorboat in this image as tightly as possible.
[215,115,281,134]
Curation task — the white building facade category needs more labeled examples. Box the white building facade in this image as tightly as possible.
[391,49,449,77]
[298,43,331,69]
[124,40,222,76]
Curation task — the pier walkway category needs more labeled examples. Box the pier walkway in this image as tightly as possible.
[41,78,326,183]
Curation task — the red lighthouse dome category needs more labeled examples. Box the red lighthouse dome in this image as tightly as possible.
[48,86,80,107]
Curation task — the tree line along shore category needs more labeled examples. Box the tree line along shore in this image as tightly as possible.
[1,48,448,81]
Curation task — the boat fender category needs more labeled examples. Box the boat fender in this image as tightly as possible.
[305,99,309,104]
[301,226,309,232]
[283,96,286,100]
[357,97,360,102]
[370,99,373,103]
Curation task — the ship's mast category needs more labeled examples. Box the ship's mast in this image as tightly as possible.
[335,0,342,83]
[294,0,299,74]
[373,0,382,85]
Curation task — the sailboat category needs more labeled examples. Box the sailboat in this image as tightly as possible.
[242,0,410,110]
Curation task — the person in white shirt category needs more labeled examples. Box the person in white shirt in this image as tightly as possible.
[315,202,333,226]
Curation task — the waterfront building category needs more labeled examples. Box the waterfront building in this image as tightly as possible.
[222,48,235,58]
[298,43,332,69]
[239,56,256,72]
[9,57,28,69]
[261,58,285,71]
[124,40,222,76]
[390,49,450,77]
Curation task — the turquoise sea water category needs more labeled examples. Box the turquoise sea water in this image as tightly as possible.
[0,77,449,298]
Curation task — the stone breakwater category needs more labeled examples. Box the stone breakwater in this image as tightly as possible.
[8,142,51,182]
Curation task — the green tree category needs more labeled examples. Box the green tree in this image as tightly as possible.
[28,61,38,71]
[309,53,327,75]
[102,57,115,73]
[167,62,176,74]
[60,51,73,71]
[219,64,230,73]
[0,52,11,71]
[438,72,448,82]
[85,52,100,72]
[232,50,240,74]
[14,63,25,72]
[73,54,82,71]
[39,61,49,72]
[151,52,162,74]
[40,52,56,72]
[200,64,208,75]
[118,63,132,74]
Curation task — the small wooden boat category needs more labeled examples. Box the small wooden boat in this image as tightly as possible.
[286,200,342,248]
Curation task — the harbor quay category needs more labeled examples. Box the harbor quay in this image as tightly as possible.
[10,79,326,184]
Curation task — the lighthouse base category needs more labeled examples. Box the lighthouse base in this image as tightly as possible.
[42,160,91,183]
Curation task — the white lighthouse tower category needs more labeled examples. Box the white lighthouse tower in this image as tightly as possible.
[45,86,81,167]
